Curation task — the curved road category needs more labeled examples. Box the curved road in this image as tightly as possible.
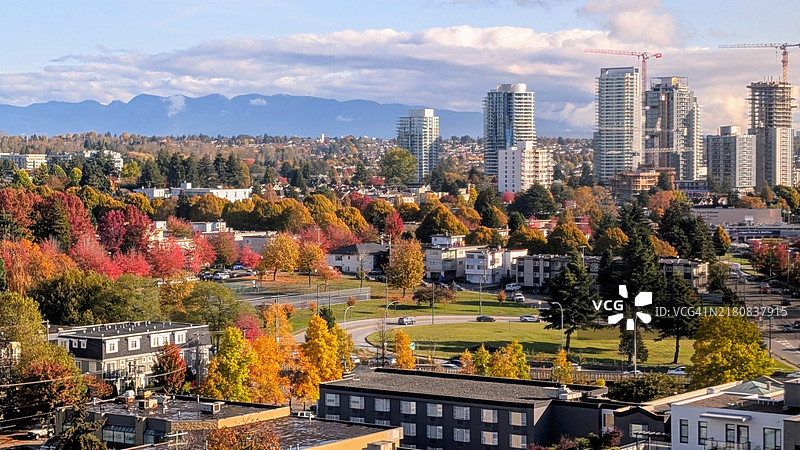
[294,315,525,349]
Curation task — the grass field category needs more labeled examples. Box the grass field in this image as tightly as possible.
[366,322,694,366]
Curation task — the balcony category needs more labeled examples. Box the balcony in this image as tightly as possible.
[704,442,750,450]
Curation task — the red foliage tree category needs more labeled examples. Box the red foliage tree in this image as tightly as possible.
[152,343,187,393]
[384,211,404,243]
[324,226,359,251]
[501,190,515,203]
[0,188,38,229]
[97,209,126,254]
[298,225,331,252]
[166,216,193,238]
[184,233,215,273]
[239,244,262,268]
[209,232,239,267]
[17,359,85,415]
[122,204,153,254]
[70,236,122,279]
[234,312,265,341]
[347,191,373,212]
[148,238,186,278]
[113,251,152,277]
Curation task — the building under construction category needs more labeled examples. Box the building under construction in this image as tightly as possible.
[747,80,794,188]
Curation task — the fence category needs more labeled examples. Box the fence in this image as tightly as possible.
[242,287,371,309]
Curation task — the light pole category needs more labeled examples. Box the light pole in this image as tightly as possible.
[480,248,489,316]
[431,284,436,325]
[315,283,326,314]
[383,301,399,366]
[343,305,355,332]
[551,301,564,351]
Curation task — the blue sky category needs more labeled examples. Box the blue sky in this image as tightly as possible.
[0,0,797,134]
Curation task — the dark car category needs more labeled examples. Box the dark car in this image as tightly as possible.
[476,315,495,322]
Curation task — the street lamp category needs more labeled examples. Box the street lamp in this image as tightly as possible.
[382,301,399,366]
[479,248,489,316]
[551,301,564,351]
[343,305,355,332]
[315,283,326,314]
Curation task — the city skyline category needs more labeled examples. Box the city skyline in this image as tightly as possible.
[0,0,797,137]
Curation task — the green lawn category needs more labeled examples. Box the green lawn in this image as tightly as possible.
[366,322,694,366]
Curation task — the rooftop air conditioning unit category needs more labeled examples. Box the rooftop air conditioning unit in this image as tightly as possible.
[200,402,223,415]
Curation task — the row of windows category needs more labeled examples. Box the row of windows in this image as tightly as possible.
[324,394,526,425]
[678,419,781,450]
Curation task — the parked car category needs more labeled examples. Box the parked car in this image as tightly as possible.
[476,315,496,322]
[505,283,522,292]
[293,411,316,418]
[667,366,687,375]
[512,293,525,303]
[787,371,800,378]
[212,271,230,280]
[784,324,795,333]
[440,359,463,370]
[366,270,386,282]
[350,355,361,365]
[369,356,397,366]
[781,299,791,306]
[398,317,416,325]
[27,424,54,439]
[519,315,539,322]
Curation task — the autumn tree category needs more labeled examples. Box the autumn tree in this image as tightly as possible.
[474,344,490,376]
[206,422,281,450]
[200,327,255,401]
[379,148,418,186]
[550,349,573,383]
[690,315,773,387]
[152,343,187,393]
[148,238,186,278]
[209,232,239,267]
[362,199,396,232]
[297,242,326,285]
[713,225,731,256]
[415,205,469,243]
[15,344,86,416]
[394,329,415,370]
[593,227,629,255]
[412,285,456,306]
[250,335,290,405]
[332,324,356,372]
[259,233,299,281]
[466,226,503,247]
[301,314,342,382]
[487,341,529,379]
[506,226,547,253]
[547,210,590,254]
[458,349,475,374]
[385,239,425,296]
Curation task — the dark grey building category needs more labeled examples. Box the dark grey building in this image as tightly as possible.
[49,321,212,390]
[318,369,667,449]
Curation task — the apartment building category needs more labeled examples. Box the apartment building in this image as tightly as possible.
[423,234,484,281]
[464,248,528,285]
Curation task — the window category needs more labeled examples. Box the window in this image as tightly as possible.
[350,417,365,423]
[679,419,688,444]
[150,334,169,347]
[401,401,416,415]
[453,428,470,443]
[726,424,735,443]
[325,393,339,407]
[426,403,442,417]
[105,340,118,353]
[426,425,442,439]
[630,423,649,437]
[737,425,749,444]
[71,339,78,348]
[510,434,528,449]
[375,398,390,412]
[401,422,416,436]
[510,411,527,427]
[128,338,140,351]
[698,421,707,445]
[175,332,186,344]
[481,408,498,423]
[349,395,364,410]
[79,340,86,349]
[764,428,781,450]
[375,419,390,426]
[453,406,470,421]
[481,431,499,445]
[326,414,339,420]
[102,427,135,444]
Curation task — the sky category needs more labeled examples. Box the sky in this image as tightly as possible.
[0,0,798,135]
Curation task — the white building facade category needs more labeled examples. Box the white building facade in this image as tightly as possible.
[707,125,756,191]
[396,108,440,182]
[497,140,552,194]
[483,83,536,178]
[594,67,643,183]
[748,81,794,188]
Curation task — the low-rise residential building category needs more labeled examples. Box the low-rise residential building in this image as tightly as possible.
[464,248,528,285]
[670,377,800,450]
[134,182,252,201]
[423,234,484,281]
[52,395,402,449]
[0,152,48,172]
[326,243,388,275]
[318,369,666,449]
[49,322,212,390]
[0,334,20,380]
[660,257,709,292]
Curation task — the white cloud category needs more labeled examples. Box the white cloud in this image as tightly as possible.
[335,114,354,122]
[0,22,794,135]
[249,97,267,106]
[163,95,185,117]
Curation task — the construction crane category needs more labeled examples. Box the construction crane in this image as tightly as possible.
[585,48,663,92]
[720,42,800,82]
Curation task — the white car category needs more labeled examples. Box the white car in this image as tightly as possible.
[505,283,522,292]
[667,366,686,375]
[27,424,53,439]
[512,293,525,303]
[787,371,800,378]
[519,315,539,322]
[623,369,644,376]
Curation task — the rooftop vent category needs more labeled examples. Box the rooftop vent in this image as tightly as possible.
[200,402,224,415]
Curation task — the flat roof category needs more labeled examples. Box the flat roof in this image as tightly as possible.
[270,416,397,446]
[681,393,800,415]
[52,322,207,339]
[322,369,604,407]
[88,397,280,423]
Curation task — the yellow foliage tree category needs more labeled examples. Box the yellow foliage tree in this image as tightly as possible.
[200,328,255,401]
[301,315,342,382]
[458,349,475,374]
[474,344,490,375]
[290,351,321,409]
[650,235,679,257]
[297,242,326,286]
[394,330,415,370]
[594,227,629,255]
[259,233,299,281]
[551,349,573,383]
[385,239,425,297]
[249,335,289,405]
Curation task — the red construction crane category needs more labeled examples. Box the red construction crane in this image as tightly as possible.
[585,48,663,92]
[719,42,800,82]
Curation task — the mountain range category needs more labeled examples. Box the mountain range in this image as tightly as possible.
[0,93,582,139]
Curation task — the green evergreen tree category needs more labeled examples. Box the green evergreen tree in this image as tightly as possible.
[540,251,599,352]
[507,211,527,233]
[618,329,648,364]
[138,159,164,188]
[510,183,557,219]
[655,277,699,364]
[0,257,6,292]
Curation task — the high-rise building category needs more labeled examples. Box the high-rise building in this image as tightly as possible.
[706,126,756,191]
[644,76,703,181]
[748,81,794,188]
[593,67,643,183]
[497,140,552,194]
[483,83,536,178]
[396,108,440,182]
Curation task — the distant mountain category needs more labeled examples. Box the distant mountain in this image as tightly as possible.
[0,93,584,138]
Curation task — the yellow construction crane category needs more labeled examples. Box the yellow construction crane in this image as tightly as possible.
[720,42,800,82]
